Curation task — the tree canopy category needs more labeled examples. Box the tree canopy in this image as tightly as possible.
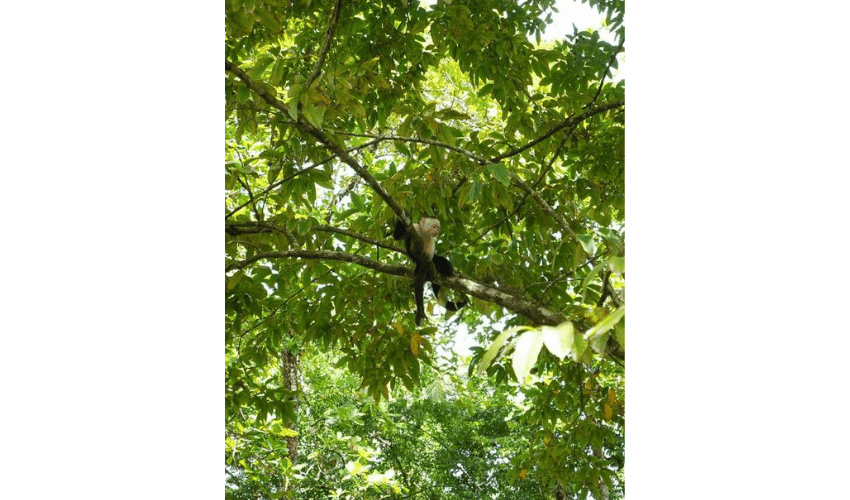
[225,0,625,498]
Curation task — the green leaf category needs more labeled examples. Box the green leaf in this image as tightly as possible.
[579,261,603,297]
[541,321,574,360]
[576,234,596,255]
[608,256,625,273]
[477,326,528,375]
[477,83,493,97]
[248,56,274,79]
[303,102,325,128]
[589,332,610,354]
[487,163,511,186]
[586,306,625,341]
[270,60,286,86]
[349,101,367,119]
[287,98,298,120]
[436,109,471,120]
[569,332,588,362]
[512,330,543,384]
[236,85,251,103]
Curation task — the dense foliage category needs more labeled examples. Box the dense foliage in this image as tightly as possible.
[225,0,625,498]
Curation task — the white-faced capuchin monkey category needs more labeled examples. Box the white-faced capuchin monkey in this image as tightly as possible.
[393,217,468,325]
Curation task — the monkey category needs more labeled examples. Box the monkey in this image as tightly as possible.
[392,217,468,325]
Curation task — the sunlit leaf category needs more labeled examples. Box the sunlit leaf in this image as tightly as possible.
[487,162,511,186]
[586,306,625,341]
[477,326,529,376]
[541,321,574,360]
[512,330,544,384]
[576,234,596,255]
[410,333,421,356]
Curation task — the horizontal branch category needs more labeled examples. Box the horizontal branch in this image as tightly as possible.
[225,250,411,275]
[433,274,567,326]
[315,225,404,253]
[226,221,406,255]
[333,130,487,164]
[225,248,567,326]
[225,243,621,358]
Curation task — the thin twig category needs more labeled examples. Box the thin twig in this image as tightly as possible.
[333,130,487,164]
[230,149,262,220]
[585,38,625,110]
[225,249,411,275]
[306,0,344,89]
[225,138,382,220]
[511,176,576,239]
[490,100,624,164]
[315,225,405,253]
[467,130,573,246]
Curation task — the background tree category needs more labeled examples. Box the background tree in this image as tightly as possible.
[225,0,624,498]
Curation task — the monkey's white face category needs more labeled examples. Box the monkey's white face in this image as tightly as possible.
[420,217,441,237]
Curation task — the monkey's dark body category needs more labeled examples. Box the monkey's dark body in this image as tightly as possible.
[393,219,467,325]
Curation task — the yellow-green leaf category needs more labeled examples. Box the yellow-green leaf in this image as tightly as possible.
[477,326,528,376]
[586,306,625,340]
[512,330,543,384]
[541,321,574,360]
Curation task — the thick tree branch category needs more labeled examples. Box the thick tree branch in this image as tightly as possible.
[432,274,566,326]
[225,250,567,326]
[306,0,344,89]
[226,245,623,359]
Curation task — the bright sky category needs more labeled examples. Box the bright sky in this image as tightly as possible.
[544,0,609,41]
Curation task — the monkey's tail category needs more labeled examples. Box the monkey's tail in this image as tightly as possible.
[413,265,427,326]
[414,284,426,326]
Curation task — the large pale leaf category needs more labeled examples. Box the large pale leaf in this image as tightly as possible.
[477,326,529,376]
[512,330,544,383]
[541,321,574,360]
